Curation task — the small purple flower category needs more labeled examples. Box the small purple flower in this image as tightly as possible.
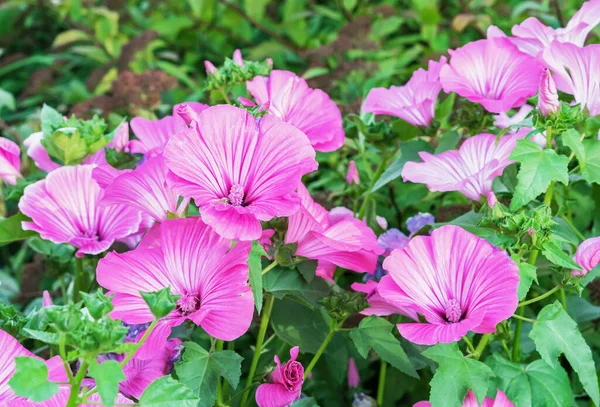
[406,212,435,236]
[377,228,409,255]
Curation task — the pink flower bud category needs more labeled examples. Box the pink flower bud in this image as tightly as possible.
[538,68,560,115]
[256,346,304,407]
[233,49,244,67]
[174,103,199,126]
[346,160,360,185]
[348,358,360,388]
[204,60,217,74]
[487,191,498,208]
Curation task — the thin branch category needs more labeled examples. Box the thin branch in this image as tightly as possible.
[218,0,302,52]
[0,116,24,145]
[551,0,565,26]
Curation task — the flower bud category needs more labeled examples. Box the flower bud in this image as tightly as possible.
[174,103,199,126]
[538,68,560,116]
[204,60,217,74]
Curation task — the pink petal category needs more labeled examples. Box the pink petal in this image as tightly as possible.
[346,160,360,185]
[440,38,542,113]
[255,383,300,407]
[23,132,60,173]
[352,281,418,320]
[0,138,21,185]
[130,115,186,157]
[574,236,600,275]
[348,357,360,388]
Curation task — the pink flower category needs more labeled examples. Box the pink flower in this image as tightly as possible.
[42,290,53,307]
[129,103,208,158]
[96,217,253,358]
[363,56,447,126]
[173,103,200,126]
[0,138,21,185]
[351,280,418,320]
[402,132,521,201]
[440,38,542,113]
[542,41,600,116]
[98,155,189,223]
[493,105,533,129]
[19,165,142,258]
[348,358,360,388]
[285,183,382,281]
[346,160,360,184]
[245,70,345,152]
[414,389,515,407]
[573,237,600,276]
[379,225,519,345]
[0,329,69,403]
[204,60,217,74]
[487,0,600,56]
[538,68,560,115]
[255,346,304,407]
[164,105,317,241]
[8,390,133,406]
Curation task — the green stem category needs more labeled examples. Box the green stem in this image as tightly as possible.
[65,360,89,407]
[241,294,275,407]
[511,314,537,323]
[261,261,278,276]
[216,340,224,405]
[462,336,476,354]
[559,288,567,310]
[474,333,492,360]
[512,249,539,362]
[59,333,73,380]
[376,360,387,406]
[543,127,555,206]
[560,215,586,241]
[358,156,388,219]
[220,88,232,104]
[73,257,84,303]
[303,318,346,379]
[518,285,561,307]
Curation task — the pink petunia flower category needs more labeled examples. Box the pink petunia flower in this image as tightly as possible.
[542,41,600,116]
[402,132,522,201]
[0,138,21,185]
[487,0,600,57]
[363,56,447,126]
[378,225,519,345]
[96,217,253,359]
[245,70,345,152]
[493,105,533,129]
[97,155,189,223]
[129,103,208,158]
[285,183,382,281]
[255,346,304,407]
[573,237,600,276]
[351,280,418,320]
[440,38,542,113]
[538,68,560,115]
[19,165,142,258]
[414,389,515,407]
[346,160,360,185]
[164,105,317,241]
[348,358,360,388]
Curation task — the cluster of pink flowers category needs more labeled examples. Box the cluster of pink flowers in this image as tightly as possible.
[3,3,600,405]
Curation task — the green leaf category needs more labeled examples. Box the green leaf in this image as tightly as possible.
[372,139,433,192]
[139,376,199,407]
[141,287,179,319]
[271,298,330,353]
[291,398,320,407]
[263,267,330,309]
[22,328,60,344]
[244,0,271,20]
[514,257,537,300]
[40,104,64,136]
[248,241,267,314]
[0,88,15,111]
[509,140,569,210]
[541,241,581,270]
[581,138,600,184]
[567,296,600,323]
[0,212,37,246]
[349,316,418,378]
[52,29,90,47]
[89,360,125,407]
[562,129,584,165]
[434,130,461,154]
[529,301,600,406]
[8,357,59,402]
[174,342,243,407]
[422,343,494,407]
[486,354,572,407]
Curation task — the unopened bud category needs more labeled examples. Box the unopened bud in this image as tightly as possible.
[538,68,560,116]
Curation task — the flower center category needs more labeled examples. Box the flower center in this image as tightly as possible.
[228,184,245,206]
[444,299,463,323]
[176,294,200,315]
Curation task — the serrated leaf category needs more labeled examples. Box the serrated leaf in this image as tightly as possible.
[541,241,581,270]
[486,354,572,407]
[509,140,569,210]
[22,328,60,344]
[422,343,494,407]
[8,357,59,402]
[581,138,600,184]
[514,257,537,300]
[174,342,243,407]
[349,316,417,378]
[89,360,125,407]
[271,298,330,354]
[40,104,64,136]
[139,376,199,407]
[562,129,585,165]
[248,241,267,314]
[529,301,600,406]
